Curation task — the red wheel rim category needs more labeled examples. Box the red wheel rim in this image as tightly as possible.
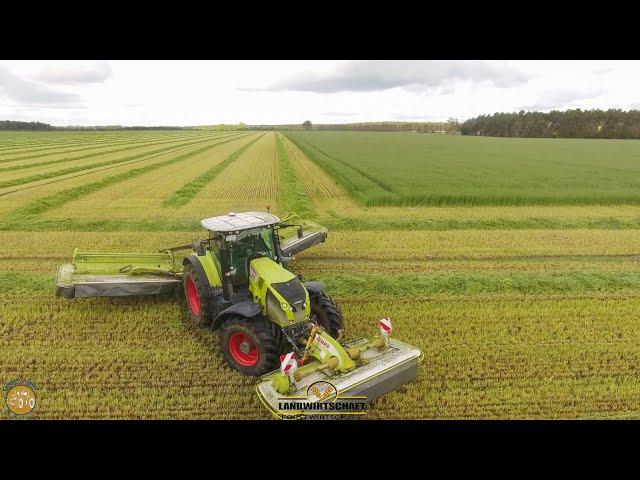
[185,277,201,316]
[228,333,259,366]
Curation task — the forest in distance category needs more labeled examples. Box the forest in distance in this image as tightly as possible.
[4,108,640,139]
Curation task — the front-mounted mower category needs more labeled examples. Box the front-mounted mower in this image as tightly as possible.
[56,211,421,418]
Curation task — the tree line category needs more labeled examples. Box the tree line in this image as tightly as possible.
[249,120,461,133]
[0,120,54,130]
[461,109,640,139]
[0,121,250,131]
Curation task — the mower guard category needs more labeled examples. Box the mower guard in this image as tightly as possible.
[256,337,421,419]
[55,250,182,299]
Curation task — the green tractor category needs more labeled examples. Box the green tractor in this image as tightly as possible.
[56,211,420,418]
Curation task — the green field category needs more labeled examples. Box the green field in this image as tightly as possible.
[2,130,640,419]
[287,131,640,206]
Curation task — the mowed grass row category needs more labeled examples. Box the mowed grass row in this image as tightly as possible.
[0,131,219,166]
[2,229,640,260]
[42,133,259,221]
[0,131,228,173]
[275,133,315,218]
[0,131,166,152]
[0,133,235,188]
[0,144,225,219]
[4,269,640,419]
[1,288,268,419]
[287,131,640,206]
[0,137,247,229]
[175,132,281,216]
[163,134,265,208]
[0,131,195,153]
[341,297,640,419]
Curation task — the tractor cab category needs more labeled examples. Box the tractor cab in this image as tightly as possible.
[201,211,283,287]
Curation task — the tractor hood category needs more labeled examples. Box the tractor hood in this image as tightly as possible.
[249,256,309,326]
[249,256,296,285]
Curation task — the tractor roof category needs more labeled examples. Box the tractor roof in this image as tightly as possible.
[200,211,281,233]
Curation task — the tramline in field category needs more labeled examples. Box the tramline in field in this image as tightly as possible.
[55,211,421,418]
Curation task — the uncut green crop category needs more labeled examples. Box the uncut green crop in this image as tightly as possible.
[286,131,640,207]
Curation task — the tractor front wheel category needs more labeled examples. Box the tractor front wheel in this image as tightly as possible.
[183,262,212,328]
[219,316,280,376]
[309,290,344,338]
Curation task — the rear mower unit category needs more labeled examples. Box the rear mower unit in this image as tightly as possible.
[56,211,421,418]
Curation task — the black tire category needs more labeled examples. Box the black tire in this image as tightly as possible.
[219,316,280,376]
[183,262,212,328]
[309,290,344,338]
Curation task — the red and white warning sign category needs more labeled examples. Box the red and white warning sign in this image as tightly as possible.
[379,317,393,335]
[280,352,298,376]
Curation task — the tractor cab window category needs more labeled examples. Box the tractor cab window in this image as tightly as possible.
[208,236,222,272]
[228,228,277,286]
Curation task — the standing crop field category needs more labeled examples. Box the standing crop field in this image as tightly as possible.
[2,129,640,419]
[286,131,640,206]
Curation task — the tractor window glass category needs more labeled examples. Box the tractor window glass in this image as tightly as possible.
[260,230,276,259]
[229,229,276,285]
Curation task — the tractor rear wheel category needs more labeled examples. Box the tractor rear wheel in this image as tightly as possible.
[183,262,212,328]
[219,316,280,376]
[309,290,344,338]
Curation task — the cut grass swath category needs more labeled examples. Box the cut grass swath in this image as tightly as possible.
[0,133,233,172]
[162,134,263,207]
[0,141,230,228]
[0,133,214,165]
[0,136,233,190]
[275,133,315,218]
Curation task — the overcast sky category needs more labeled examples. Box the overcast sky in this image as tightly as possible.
[0,60,639,126]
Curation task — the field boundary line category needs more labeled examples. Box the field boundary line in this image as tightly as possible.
[162,133,263,208]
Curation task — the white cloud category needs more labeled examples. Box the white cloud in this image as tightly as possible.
[0,60,639,126]
[35,61,112,85]
[526,87,605,111]
[0,64,80,107]
[261,60,530,93]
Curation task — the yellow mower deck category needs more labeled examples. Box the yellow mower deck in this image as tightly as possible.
[256,337,421,419]
[55,250,182,299]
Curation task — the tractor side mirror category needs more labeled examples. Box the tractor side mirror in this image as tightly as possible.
[297,227,304,239]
